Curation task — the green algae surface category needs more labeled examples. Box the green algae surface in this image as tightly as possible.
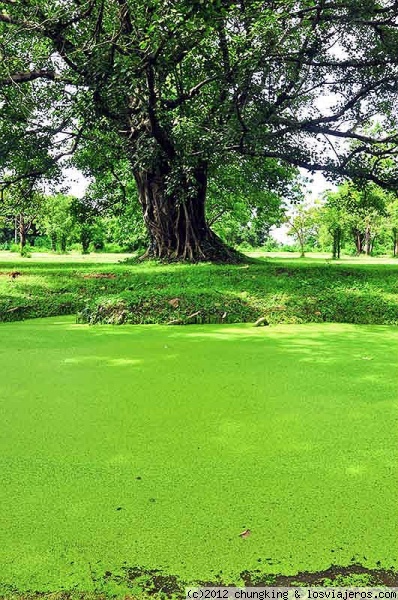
[0,318,397,593]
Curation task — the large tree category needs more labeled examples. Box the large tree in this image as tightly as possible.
[1,0,398,260]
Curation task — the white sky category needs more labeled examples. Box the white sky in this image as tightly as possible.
[63,167,90,198]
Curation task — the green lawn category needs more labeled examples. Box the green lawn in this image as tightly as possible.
[1,317,397,595]
[0,251,135,264]
[0,252,397,325]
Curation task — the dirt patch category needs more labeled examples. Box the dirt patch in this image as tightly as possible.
[104,564,398,595]
[82,273,117,279]
[240,564,398,587]
[1,564,397,599]
[0,271,22,278]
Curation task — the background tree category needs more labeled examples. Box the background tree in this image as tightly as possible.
[207,156,300,247]
[1,0,398,260]
[72,141,149,251]
[0,182,45,254]
[320,191,352,259]
[330,183,388,255]
[39,194,74,252]
[386,198,398,257]
[288,204,320,257]
[70,197,98,254]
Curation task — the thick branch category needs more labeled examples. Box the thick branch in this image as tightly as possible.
[146,65,175,158]
[163,76,218,109]
[228,146,398,189]
[0,69,67,86]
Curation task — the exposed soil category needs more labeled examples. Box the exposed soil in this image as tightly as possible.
[2,564,396,599]
[81,273,117,279]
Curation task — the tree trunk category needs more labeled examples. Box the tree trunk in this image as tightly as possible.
[332,229,341,259]
[134,163,240,262]
[353,229,363,255]
[332,231,337,259]
[60,234,67,253]
[50,232,57,252]
[19,214,27,254]
[392,229,398,257]
[80,225,91,254]
[364,225,372,256]
[297,233,305,257]
[336,228,341,259]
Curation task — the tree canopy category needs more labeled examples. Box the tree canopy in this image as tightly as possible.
[1,0,398,260]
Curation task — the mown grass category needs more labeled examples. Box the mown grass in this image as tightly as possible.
[0,254,397,325]
[0,318,397,596]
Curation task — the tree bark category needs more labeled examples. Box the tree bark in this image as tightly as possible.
[134,162,240,262]
[18,213,27,254]
[337,228,341,259]
[364,224,372,256]
[353,229,363,255]
[332,231,337,259]
[392,229,398,257]
[50,232,57,251]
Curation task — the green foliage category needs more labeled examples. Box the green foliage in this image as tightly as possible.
[207,157,299,247]
[0,183,46,254]
[69,197,99,254]
[71,146,149,250]
[316,200,349,259]
[386,198,398,256]
[38,194,74,252]
[287,204,321,257]
[314,183,396,258]
[102,212,148,253]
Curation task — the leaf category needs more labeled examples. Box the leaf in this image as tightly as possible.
[239,529,251,538]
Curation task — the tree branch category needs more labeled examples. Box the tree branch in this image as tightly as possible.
[146,65,175,159]
[163,76,218,109]
[226,145,398,190]
[0,69,70,86]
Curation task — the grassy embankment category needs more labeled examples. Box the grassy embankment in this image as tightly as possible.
[0,252,397,324]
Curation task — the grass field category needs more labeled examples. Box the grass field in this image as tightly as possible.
[0,249,397,264]
[1,317,397,595]
[0,252,397,325]
[0,251,135,264]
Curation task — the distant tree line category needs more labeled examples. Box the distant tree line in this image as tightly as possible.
[0,160,298,255]
[288,183,398,258]
[1,171,397,258]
